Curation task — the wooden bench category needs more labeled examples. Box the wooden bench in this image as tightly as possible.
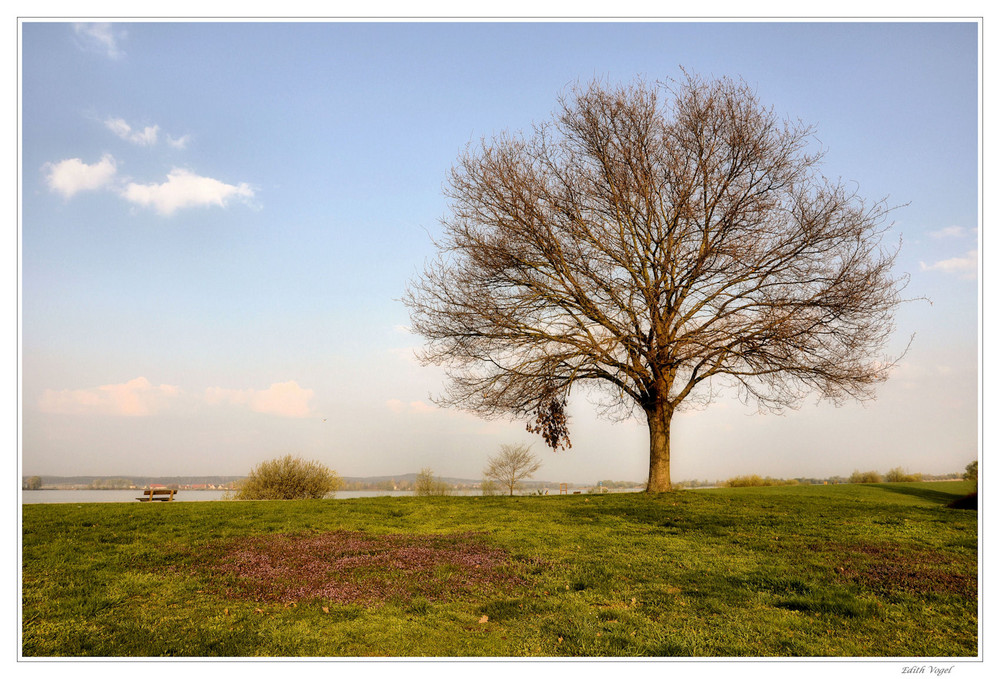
[136,489,177,502]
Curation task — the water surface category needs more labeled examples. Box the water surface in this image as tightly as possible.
[20,489,491,504]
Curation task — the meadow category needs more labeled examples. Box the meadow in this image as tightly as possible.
[21,481,977,657]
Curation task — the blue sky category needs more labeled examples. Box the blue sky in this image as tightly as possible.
[19,20,980,483]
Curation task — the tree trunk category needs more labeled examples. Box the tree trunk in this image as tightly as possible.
[645,401,673,492]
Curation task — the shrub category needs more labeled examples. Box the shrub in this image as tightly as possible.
[726,475,797,488]
[964,460,978,482]
[480,479,500,496]
[850,470,883,484]
[884,467,922,483]
[232,455,342,500]
[727,475,765,487]
[414,468,450,496]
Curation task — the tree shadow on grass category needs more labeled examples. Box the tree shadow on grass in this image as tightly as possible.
[871,484,968,507]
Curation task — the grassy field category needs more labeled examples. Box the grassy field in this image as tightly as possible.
[21,481,978,657]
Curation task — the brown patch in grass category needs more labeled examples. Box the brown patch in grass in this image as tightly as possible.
[191,530,536,605]
[818,541,976,598]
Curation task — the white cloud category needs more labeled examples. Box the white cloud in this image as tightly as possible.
[105,117,159,146]
[44,154,117,198]
[121,168,254,215]
[929,225,968,239]
[42,157,255,215]
[105,117,130,138]
[206,381,314,418]
[73,23,125,59]
[38,377,180,417]
[891,361,962,391]
[167,134,191,149]
[387,346,421,366]
[920,250,978,279]
[385,399,438,415]
[408,401,437,414]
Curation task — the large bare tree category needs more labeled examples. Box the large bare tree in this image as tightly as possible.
[405,74,906,492]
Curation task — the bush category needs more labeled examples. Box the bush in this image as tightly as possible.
[480,479,500,496]
[850,470,883,484]
[884,467,922,483]
[414,468,450,496]
[964,460,978,482]
[232,455,342,500]
[726,475,764,487]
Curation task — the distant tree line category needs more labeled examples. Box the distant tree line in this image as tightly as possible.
[341,479,413,491]
[339,477,485,492]
[847,465,977,484]
[22,475,244,490]
[88,478,134,490]
[725,475,801,488]
[22,457,975,497]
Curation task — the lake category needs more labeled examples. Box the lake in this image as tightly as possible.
[21,489,495,504]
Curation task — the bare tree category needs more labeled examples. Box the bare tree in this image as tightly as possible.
[414,467,450,496]
[483,444,543,496]
[406,73,907,492]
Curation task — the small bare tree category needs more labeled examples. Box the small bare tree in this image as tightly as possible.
[484,443,543,496]
[414,467,450,496]
[406,73,907,492]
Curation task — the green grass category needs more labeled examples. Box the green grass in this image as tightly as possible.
[21,481,978,657]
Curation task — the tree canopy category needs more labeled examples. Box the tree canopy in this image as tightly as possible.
[406,73,906,491]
